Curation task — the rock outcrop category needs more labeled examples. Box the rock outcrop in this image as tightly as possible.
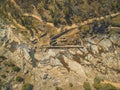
[0,21,120,90]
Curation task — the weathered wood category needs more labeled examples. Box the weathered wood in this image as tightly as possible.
[40,32,47,38]
[50,30,70,40]
[42,45,84,49]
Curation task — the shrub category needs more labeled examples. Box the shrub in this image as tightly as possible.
[3,83,11,90]
[93,82,102,89]
[94,83,117,90]
[55,86,62,90]
[12,66,21,72]
[94,77,103,84]
[93,77,103,89]
[52,18,58,26]
[69,83,73,87]
[3,62,15,67]
[0,81,11,90]
[63,7,70,17]
[0,56,7,61]
[22,83,33,90]
[0,81,3,89]
[83,82,91,90]
[1,74,6,79]
[93,77,117,90]
[6,70,9,73]
[101,83,117,90]
[16,76,24,82]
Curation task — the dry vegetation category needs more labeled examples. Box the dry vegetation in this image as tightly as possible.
[0,0,120,90]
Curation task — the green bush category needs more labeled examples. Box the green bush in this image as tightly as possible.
[52,18,58,26]
[55,86,63,90]
[93,77,117,90]
[93,77,103,89]
[63,7,70,16]
[22,83,33,90]
[94,83,117,90]
[12,66,21,72]
[16,76,24,82]
[83,82,91,90]
[94,77,103,84]
[93,82,102,89]
[101,83,117,90]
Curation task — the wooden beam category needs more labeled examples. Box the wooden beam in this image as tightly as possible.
[42,45,84,49]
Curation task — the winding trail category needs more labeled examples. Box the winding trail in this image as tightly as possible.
[23,12,120,32]
[23,12,120,40]
[102,80,120,89]
[49,12,120,42]
[9,0,120,34]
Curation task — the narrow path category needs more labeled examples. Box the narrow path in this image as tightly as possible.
[8,12,26,30]
[10,0,23,13]
[9,0,120,33]
[102,80,120,89]
[23,12,120,31]
[61,13,120,34]
[49,13,120,41]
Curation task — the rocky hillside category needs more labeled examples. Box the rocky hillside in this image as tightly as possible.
[0,0,120,90]
[0,0,120,27]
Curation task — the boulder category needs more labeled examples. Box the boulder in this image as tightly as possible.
[63,56,86,78]
[90,45,99,54]
[99,39,112,51]
[50,57,62,66]
[109,34,120,44]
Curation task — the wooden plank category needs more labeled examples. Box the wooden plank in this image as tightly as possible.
[42,45,84,49]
